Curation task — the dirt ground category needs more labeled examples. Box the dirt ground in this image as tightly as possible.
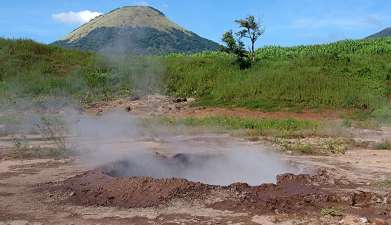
[1,96,391,225]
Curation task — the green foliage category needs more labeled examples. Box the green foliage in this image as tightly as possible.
[221,15,264,68]
[165,38,391,111]
[221,30,251,69]
[0,38,162,103]
[2,37,391,114]
[0,38,93,100]
[235,15,264,62]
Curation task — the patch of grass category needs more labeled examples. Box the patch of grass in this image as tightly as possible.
[160,116,320,137]
[342,112,382,129]
[9,145,70,159]
[376,180,391,188]
[321,139,347,154]
[375,140,391,150]
[321,207,343,217]
[274,138,347,155]
[284,141,314,154]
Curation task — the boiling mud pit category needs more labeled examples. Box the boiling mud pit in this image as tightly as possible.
[37,113,391,224]
[65,112,299,186]
[100,147,300,186]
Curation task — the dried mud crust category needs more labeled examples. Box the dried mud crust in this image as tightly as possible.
[41,168,391,221]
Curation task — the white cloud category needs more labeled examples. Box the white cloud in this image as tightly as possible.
[52,10,102,25]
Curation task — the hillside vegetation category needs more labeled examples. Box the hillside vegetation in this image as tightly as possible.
[165,38,391,112]
[0,38,163,104]
[1,38,391,117]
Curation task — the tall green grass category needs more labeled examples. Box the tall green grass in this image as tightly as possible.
[0,38,163,104]
[1,37,391,113]
[165,38,391,111]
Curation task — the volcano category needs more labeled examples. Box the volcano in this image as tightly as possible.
[53,6,220,54]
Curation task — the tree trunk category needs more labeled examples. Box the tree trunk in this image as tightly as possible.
[251,40,256,62]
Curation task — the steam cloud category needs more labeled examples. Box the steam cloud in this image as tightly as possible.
[67,111,298,186]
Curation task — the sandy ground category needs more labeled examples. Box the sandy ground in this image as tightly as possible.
[0,96,390,225]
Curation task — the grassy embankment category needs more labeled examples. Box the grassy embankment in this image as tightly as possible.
[1,38,391,153]
[2,37,391,114]
[165,38,391,118]
[0,38,163,104]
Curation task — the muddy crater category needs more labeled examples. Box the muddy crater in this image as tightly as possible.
[100,150,298,186]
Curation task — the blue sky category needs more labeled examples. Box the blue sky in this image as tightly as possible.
[0,0,390,47]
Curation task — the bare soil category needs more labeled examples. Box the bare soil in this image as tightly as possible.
[85,95,342,121]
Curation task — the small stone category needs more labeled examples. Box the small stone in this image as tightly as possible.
[187,98,195,102]
[130,96,140,101]
[69,191,76,197]
[359,217,368,224]
[372,218,389,225]
[173,97,187,103]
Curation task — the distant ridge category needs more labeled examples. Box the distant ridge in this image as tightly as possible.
[53,6,220,54]
[367,27,391,39]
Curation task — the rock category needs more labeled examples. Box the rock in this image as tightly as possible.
[187,98,196,103]
[339,215,361,225]
[173,97,187,103]
[359,217,368,224]
[126,106,132,112]
[372,218,389,225]
[130,96,140,101]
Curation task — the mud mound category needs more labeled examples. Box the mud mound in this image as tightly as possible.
[214,173,385,214]
[42,168,390,221]
[46,169,212,208]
